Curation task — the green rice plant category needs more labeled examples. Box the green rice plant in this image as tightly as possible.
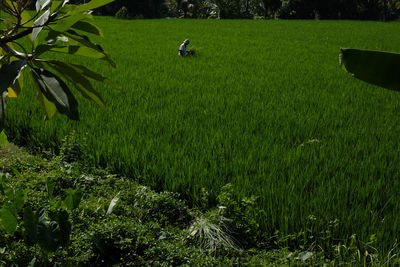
[5,18,400,256]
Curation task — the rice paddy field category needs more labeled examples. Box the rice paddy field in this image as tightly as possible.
[5,18,400,251]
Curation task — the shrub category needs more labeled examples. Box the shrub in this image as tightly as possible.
[116,6,130,19]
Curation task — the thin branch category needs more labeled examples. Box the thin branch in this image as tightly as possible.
[0,42,33,59]
[21,10,40,26]
[0,12,58,45]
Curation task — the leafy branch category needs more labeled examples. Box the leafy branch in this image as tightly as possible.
[0,0,119,145]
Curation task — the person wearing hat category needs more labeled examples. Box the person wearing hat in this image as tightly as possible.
[179,39,192,57]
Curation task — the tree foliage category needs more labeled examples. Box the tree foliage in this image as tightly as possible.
[82,0,400,19]
[0,0,119,144]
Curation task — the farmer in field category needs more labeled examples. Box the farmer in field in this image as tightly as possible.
[179,39,194,56]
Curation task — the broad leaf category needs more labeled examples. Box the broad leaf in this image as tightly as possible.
[63,30,116,67]
[4,186,15,202]
[0,130,8,146]
[106,192,120,215]
[50,0,66,12]
[68,63,122,90]
[71,20,103,36]
[8,73,23,98]
[0,204,17,235]
[15,190,27,212]
[31,68,79,120]
[0,60,27,94]
[30,71,57,119]
[340,48,400,91]
[46,177,55,199]
[49,45,114,66]
[36,0,52,12]
[53,209,71,246]
[48,13,92,34]
[23,206,38,244]
[37,208,59,252]
[73,0,114,12]
[64,188,83,211]
[36,89,57,120]
[41,30,115,67]
[21,10,34,27]
[32,9,51,43]
[46,60,106,109]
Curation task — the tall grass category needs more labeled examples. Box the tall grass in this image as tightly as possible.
[5,18,400,251]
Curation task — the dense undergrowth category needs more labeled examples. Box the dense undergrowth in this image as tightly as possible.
[1,140,400,266]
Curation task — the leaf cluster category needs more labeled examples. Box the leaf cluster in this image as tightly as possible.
[0,0,119,144]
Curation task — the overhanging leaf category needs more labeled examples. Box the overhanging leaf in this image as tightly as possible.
[340,48,400,91]
[21,10,34,27]
[47,13,92,34]
[63,30,116,67]
[0,60,27,94]
[41,30,115,67]
[31,68,79,120]
[8,73,23,98]
[73,0,115,13]
[36,0,52,12]
[68,63,121,90]
[0,203,17,235]
[71,20,103,36]
[32,9,50,43]
[45,60,106,109]
[30,71,57,119]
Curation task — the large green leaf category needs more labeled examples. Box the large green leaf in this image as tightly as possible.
[48,45,114,65]
[48,13,92,34]
[0,130,8,146]
[73,0,114,12]
[20,10,33,27]
[23,206,38,244]
[32,9,50,43]
[50,0,67,12]
[63,30,116,67]
[4,186,15,202]
[53,209,71,246]
[30,71,57,119]
[340,48,400,91]
[31,68,79,120]
[37,89,57,120]
[0,60,27,94]
[37,208,59,252]
[36,0,52,12]
[46,60,106,109]
[14,189,27,212]
[8,73,23,98]
[0,203,17,235]
[68,63,122,90]
[46,177,55,199]
[64,188,82,211]
[71,20,103,36]
[42,30,116,67]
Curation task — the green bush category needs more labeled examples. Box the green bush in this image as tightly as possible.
[115,6,130,19]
